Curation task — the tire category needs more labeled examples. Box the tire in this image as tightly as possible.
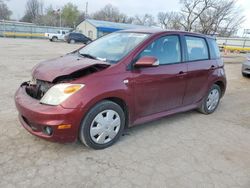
[70,39,75,44]
[52,36,58,42]
[198,84,221,114]
[79,100,125,149]
[242,72,249,77]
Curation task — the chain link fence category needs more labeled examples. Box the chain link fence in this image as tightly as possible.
[0,20,72,38]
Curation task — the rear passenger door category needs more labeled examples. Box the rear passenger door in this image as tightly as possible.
[182,35,214,105]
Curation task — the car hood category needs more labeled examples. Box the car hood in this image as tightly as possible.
[243,60,250,66]
[32,54,110,82]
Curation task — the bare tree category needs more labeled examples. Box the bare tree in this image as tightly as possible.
[91,4,131,23]
[77,12,86,25]
[179,0,214,31]
[21,0,43,23]
[0,0,12,20]
[197,0,245,36]
[133,14,156,26]
[158,11,182,30]
[36,5,58,26]
[178,0,244,36]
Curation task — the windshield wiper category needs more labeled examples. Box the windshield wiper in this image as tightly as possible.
[78,52,108,62]
[79,52,97,60]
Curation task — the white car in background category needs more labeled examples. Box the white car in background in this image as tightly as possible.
[242,54,250,77]
[45,30,69,42]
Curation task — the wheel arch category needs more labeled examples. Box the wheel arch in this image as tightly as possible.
[103,97,129,128]
[214,80,226,97]
[79,93,131,129]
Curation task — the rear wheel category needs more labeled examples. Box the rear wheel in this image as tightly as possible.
[198,84,221,114]
[79,100,125,149]
[70,39,75,44]
[52,36,58,42]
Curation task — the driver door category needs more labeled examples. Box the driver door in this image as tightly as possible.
[131,35,187,118]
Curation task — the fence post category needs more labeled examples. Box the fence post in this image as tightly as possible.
[3,19,5,37]
[243,38,246,48]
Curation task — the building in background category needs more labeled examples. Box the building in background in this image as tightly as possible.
[76,19,150,40]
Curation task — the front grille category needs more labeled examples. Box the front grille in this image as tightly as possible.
[25,79,53,100]
[22,116,39,131]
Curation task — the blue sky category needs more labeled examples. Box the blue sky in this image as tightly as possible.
[7,0,250,32]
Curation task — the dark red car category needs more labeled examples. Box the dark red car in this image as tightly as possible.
[15,29,226,149]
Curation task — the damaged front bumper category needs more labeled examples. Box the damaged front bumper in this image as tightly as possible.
[15,84,83,142]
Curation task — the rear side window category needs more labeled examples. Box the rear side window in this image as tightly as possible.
[185,36,208,61]
[207,38,220,59]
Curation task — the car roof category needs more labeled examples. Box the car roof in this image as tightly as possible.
[119,28,214,39]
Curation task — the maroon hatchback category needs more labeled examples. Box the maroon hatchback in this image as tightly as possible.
[15,29,226,149]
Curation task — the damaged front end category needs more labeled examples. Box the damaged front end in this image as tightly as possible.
[24,63,110,100]
[24,79,53,100]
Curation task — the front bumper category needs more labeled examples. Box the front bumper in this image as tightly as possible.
[242,62,250,75]
[15,86,83,142]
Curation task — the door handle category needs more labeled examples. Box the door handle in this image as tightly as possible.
[210,65,216,70]
[178,71,186,78]
[179,71,185,75]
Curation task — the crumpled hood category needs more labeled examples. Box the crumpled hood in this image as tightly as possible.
[32,54,110,82]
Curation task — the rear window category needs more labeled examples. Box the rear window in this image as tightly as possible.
[207,38,221,59]
[185,36,209,61]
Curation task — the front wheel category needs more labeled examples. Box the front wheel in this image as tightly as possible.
[70,39,75,44]
[198,84,221,114]
[79,100,125,149]
[242,72,249,77]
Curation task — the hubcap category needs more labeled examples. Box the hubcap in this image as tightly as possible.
[206,89,220,111]
[90,110,121,144]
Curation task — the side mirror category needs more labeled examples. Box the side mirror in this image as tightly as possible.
[134,56,159,68]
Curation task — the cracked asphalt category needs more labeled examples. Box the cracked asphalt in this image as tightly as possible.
[0,38,250,188]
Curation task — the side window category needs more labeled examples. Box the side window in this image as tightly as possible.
[207,38,221,59]
[185,36,209,61]
[62,31,66,35]
[138,35,181,65]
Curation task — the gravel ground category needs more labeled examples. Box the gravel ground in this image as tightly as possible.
[0,38,250,188]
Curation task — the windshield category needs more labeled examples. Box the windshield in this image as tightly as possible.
[78,32,150,63]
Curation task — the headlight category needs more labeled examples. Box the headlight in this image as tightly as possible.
[40,83,84,105]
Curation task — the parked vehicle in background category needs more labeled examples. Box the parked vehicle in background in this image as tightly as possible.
[45,30,69,42]
[15,29,226,149]
[64,32,92,44]
[242,54,250,77]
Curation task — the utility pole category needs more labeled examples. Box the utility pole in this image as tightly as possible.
[85,2,88,18]
[60,12,62,28]
[59,9,62,28]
